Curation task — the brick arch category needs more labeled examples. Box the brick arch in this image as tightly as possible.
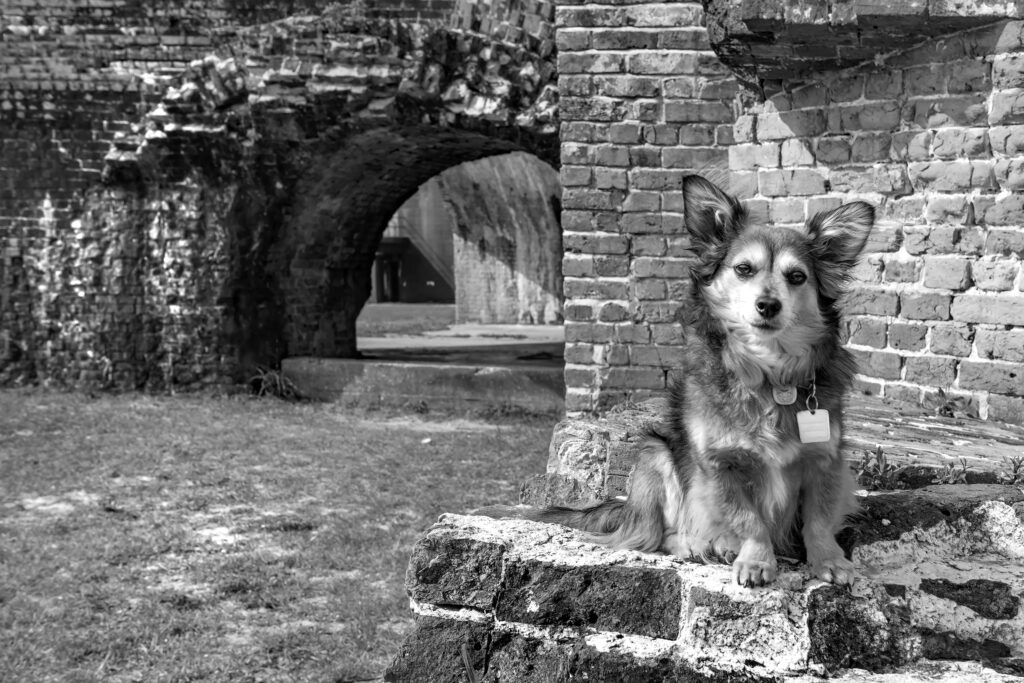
[275,125,538,358]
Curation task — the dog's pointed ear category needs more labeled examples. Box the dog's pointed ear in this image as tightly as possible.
[808,202,874,266]
[683,175,745,252]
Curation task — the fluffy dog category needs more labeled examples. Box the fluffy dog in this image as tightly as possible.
[481,175,874,587]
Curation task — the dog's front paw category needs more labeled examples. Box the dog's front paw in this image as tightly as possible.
[809,556,855,585]
[732,557,777,587]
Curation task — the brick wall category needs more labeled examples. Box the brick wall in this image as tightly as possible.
[556,1,737,412]
[558,3,1024,424]
[0,0,556,388]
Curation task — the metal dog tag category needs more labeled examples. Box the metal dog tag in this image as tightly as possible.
[772,385,797,405]
[797,409,831,443]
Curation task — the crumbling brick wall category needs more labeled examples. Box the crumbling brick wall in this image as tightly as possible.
[0,0,556,388]
[559,2,1024,424]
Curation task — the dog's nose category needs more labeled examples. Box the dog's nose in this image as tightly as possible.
[756,297,782,319]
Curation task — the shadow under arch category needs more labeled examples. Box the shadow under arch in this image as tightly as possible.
[270,124,553,360]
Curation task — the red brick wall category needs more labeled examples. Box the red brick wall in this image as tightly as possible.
[558,3,1024,423]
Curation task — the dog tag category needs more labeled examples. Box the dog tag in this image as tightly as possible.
[797,409,831,443]
[772,385,797,405]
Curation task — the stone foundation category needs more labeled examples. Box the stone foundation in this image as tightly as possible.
[388,398,1024,680]
[389,486,1024,681]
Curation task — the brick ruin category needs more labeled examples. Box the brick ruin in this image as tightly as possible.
[3,1,1024,423]
[560,2,1024,424]
[0,0,556,389]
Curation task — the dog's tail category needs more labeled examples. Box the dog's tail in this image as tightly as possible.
[472,440,671,554]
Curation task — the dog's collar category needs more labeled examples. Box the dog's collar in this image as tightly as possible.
[772,374,817,406]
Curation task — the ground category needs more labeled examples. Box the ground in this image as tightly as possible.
[0,389,550,682]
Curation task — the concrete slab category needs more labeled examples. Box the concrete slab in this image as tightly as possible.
[282,357,565,415]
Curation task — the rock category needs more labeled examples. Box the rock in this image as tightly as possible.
[389,484,1024,680]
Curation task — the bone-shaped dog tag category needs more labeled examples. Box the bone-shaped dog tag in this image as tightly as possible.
[797,409,831,444]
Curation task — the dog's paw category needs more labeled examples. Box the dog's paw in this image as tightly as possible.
[732,558,777,587]
[809,556,855,586]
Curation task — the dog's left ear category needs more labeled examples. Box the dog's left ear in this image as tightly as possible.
[807,201,874,297]
[808,202,874,266]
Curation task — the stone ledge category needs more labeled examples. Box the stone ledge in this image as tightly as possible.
[388,485,1024,680]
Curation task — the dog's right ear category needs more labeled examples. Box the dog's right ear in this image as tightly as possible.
[682,175,746,252]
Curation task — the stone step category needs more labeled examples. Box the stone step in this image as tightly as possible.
[387,485,1024,681]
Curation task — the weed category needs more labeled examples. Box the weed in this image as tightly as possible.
[855,445,908,491]
[998,455,1024,485]
[248,366,302,401]
[932,457,970,485]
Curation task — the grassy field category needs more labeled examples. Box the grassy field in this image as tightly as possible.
[0,389,552,682]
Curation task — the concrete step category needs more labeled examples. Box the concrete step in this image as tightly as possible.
[282,356,564,415]
[387,485,1024,681]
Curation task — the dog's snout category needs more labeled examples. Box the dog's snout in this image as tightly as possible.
[755,297,782,319]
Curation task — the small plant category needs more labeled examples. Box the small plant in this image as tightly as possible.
[855,445,908,491]
[249,366,302,401]
[932,457,970,485]
[926,388,978,419]
[998,455,1024,486]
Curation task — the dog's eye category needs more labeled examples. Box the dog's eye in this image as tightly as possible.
[734,263,754,278]
[786,270,807,286]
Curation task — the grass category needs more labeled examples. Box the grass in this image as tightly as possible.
[0,388,551,682]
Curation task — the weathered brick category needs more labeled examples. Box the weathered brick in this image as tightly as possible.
[769,197,805,224]
[922,256,972,291]
[988,89,1024,126]
[882,255,920,283]
[908,161,997,192]
[850,132,891,162]
[946,59,991,94]
[900,292,952,320]
[733,115,756,143]
[903,64,945,96]
[958,360,1024,396]
[630,344,686,367]
[663,147,728,169]
[931,128,988,159]
[407,528,505,610]
[633,256,690,278]
[593,75,660,98]
[993,157,1024,191]
[558,52,625,74]
[780,138,814,166]
[903,226,959,255]
[594,255,631,277]
[972,258,1019,291]
[633,278,668,300]
[590,29,657,51]
[598,301,630,322]
[630,169,685,191]
[924,195,970,225]
[563,342,595,364]
[815,137,852,164]
[758,168,826,197]
[905,356,958,387]
[563,232,630,255]
[847,316,887,348]
[865,71,901,100]
[679,124,718,145]
[951,293,1024,325]
[976,328,1024,363]
[988,394,1024,425]
[622,191,660,213]
[888,322,928,351]
[728,143,780,170]
[604,366,666,389]
[664,100,732,124]
[988,126,1024,155]
[839,102,901,131]
[757,110,826,140]
[851,348,902,380]
[986,229,1024,255]
[841,288,900,316]
[564,322,615,343]
[890,130,932,161]
[905,94,988,128]
[929,323,974,357]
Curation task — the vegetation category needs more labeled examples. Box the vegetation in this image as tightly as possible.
[0,389,550,681]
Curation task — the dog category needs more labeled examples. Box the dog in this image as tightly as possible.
[479,175,874,587]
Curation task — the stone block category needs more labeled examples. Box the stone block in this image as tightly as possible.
[900,292,952,320]
[959,360,1024,395]
[951,293,1024,325]
[904,356,958,386]
[888,322,928,351]
[972,258,1019,291]
[975,329,1024,363]
[922,256,972,291]
[929,323,974,358]
[851,348,903,380]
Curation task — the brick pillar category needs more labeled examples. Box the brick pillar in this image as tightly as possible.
[557,1,737,413]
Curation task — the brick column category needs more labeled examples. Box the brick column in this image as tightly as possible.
[556,1,737,413]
